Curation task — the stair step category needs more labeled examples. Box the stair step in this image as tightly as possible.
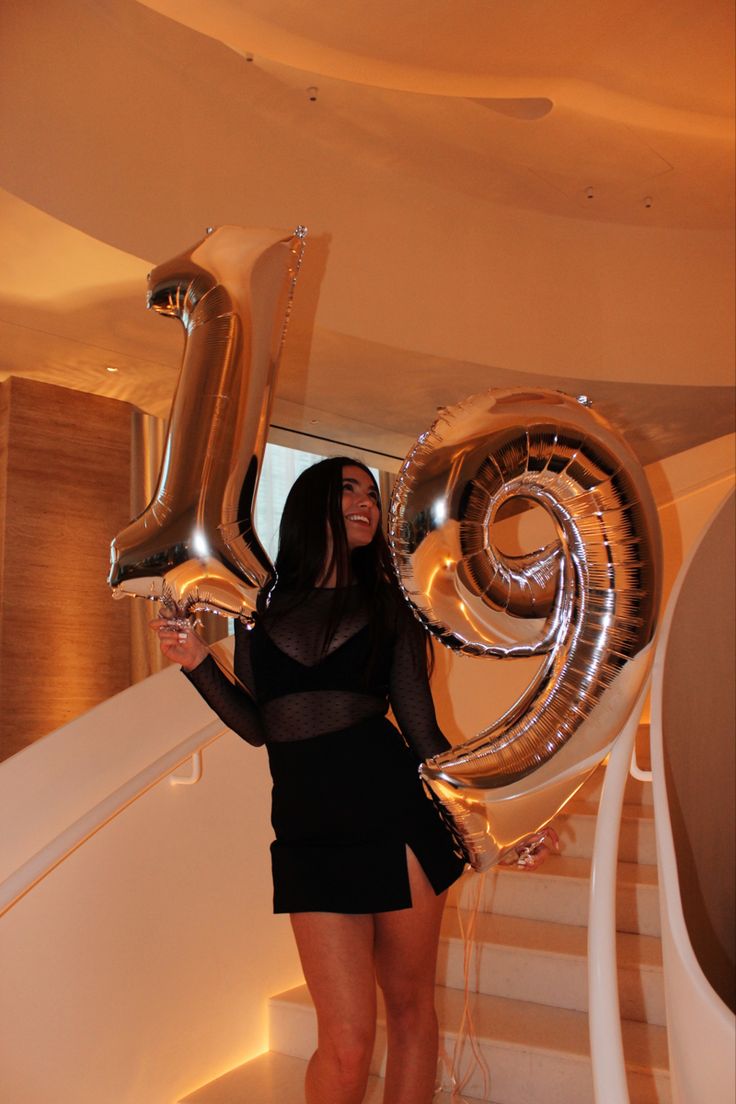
[269,983,670,1104]
[554,799,657,863]
[178,1050,485,1103]
[439,906,665,1025]
[450,856,661,936]
[579,762,653,807]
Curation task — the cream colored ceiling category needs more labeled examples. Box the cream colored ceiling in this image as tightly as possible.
[0,0,733,465]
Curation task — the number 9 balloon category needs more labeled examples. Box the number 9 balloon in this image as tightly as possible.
[109,224,306,621]
[389,389,662,870]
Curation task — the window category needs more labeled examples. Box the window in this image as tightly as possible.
[254,442,329,561]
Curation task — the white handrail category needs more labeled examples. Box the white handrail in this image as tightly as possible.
[0,718,227,918]
[588,681,650,1104]
[629,742,653,783]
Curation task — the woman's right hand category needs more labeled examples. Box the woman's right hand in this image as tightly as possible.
[149,618,209,672]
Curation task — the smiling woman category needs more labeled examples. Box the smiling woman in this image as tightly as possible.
[152,454,465,1104]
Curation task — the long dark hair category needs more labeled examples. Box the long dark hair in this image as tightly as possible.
[258,456,432,674]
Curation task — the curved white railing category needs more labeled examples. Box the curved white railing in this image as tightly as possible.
[0,719,226,918]
[628,742,652,784]
[587,683,651,1104]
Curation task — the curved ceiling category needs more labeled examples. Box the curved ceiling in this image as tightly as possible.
[0,0,733,464]
[140,0,734,121]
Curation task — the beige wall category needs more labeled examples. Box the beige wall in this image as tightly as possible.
[0,667,301,1104]
[0,378,133,760]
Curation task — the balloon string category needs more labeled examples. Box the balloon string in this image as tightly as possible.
[436,871,491,1101]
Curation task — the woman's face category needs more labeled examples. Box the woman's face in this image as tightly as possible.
[341,465,380,549]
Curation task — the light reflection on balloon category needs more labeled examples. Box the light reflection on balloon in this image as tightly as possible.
[389,389,661,870]
[109,224,306,621]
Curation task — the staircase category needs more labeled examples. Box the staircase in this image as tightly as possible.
[179,733,669,1104]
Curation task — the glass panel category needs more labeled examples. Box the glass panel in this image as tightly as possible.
[254,442,329,562]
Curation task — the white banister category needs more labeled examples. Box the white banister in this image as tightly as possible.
[588,682,650,1104]
[170,750,204,785]
[629,742,652,783]
[0,719,226,917]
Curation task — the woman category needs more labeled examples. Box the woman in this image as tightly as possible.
[153,457,465,1104]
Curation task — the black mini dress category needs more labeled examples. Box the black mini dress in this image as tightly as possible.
[185,585,465,914]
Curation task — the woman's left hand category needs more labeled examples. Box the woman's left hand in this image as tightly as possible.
[149,617,209,671]
[501,826,560,871]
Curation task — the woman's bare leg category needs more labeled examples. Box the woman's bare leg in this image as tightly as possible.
[374,850,448,1104]
[291,912,377,1104]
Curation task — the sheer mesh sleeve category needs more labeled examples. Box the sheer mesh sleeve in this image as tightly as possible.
[183,623,265,747]
[388,608,451,761]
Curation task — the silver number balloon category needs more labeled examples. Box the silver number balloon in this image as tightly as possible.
[389,389,662,868]
[109,225,306,620]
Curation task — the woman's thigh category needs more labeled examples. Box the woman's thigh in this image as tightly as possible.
[291,911,378,1043]
[374,848,447,1006]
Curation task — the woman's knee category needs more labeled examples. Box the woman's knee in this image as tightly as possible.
[378,977,437,1030]
[318,1018,375,1083]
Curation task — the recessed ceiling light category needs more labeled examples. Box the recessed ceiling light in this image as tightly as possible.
[106,366,119,373]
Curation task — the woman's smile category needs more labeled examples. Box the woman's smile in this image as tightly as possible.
[342,465,380,548]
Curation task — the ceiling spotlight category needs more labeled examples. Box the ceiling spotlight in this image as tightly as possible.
[585,186,595,200]
[643,195,653,209]
[106,366,119,374]
[307,86,319,102]
[244,52,254,63]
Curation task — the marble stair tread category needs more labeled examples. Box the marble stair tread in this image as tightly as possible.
[450,856,661,936]
[439,906,665,1024]
[458,852,658,887]
[554,800,657,863]
[563,799,655,822]
[441,905,662,968]
[178,1050,484,1103]
[578,765,653,807]
[435,986,669,1071]
[451,853,659,897]
[270,984,670,1103]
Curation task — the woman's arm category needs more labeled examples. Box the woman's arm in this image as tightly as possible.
[388,609,451,760]
[152,619,266,747]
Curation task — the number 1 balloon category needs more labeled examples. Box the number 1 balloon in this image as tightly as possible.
[109,224,306,620]
[389,389,662,869]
